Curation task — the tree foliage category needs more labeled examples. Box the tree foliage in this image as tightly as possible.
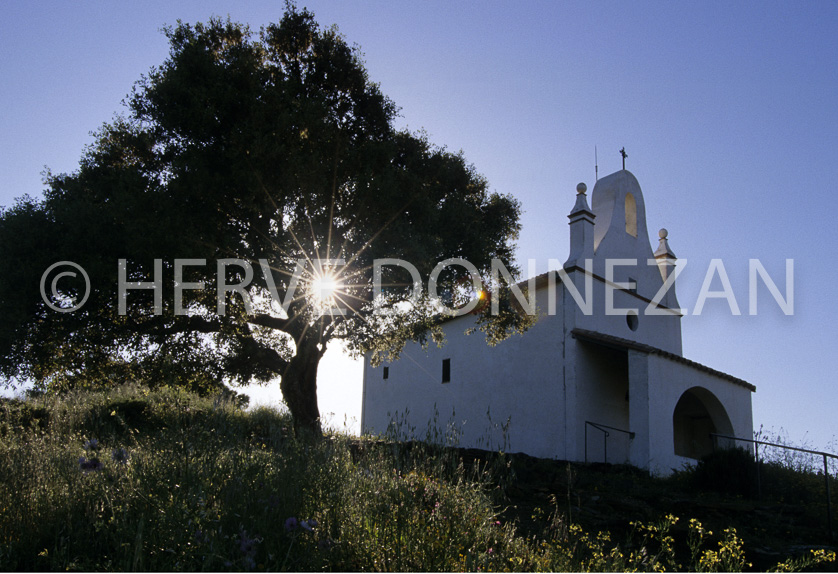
[0,8,528,433]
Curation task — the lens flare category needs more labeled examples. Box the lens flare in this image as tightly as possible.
[310,273,341,307]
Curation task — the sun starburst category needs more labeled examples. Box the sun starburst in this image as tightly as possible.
[310,272,341,307]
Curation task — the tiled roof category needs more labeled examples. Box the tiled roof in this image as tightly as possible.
[571,328,756,392]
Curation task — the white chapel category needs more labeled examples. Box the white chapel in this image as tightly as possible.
[361,168,755,475]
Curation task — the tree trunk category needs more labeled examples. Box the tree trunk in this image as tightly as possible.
[279,337,324,437]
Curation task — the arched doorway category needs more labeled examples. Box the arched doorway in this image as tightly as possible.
[672,387,734,459]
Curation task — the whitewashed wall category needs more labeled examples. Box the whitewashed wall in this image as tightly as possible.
[630,351,755,475]
[362,286,568,458]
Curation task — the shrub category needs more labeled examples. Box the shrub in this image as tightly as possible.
[692,447,759,497]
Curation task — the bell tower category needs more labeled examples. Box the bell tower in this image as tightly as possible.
[566,168,683,355]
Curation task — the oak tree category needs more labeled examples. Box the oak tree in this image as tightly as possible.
[0,8,527,434]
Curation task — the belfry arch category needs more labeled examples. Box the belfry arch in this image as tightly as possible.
[625,192,637,236]
[672,386,734,460]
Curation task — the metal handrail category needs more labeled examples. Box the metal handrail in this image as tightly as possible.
[710,433,837,541]
[711,434,838,461]
[585,421,635,464]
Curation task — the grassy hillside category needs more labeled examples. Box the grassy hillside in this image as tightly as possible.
[0,385,834,571]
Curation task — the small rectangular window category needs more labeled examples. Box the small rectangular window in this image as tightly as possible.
[383,366,389,380]
[442,358,451,383]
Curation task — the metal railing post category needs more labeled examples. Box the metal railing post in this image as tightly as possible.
[710,432,837,541]
[603,430,609,464]
[585,421,635,465]
[825,453,833,541]
[755,442,762,500]
[584,423,588,464]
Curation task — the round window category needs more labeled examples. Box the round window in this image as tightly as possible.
[626,311,639,331]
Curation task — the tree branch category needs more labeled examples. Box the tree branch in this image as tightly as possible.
[247,313,291,331]
[130,315,222,336]
[241,336,290,372]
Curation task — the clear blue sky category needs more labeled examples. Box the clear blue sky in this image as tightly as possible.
[2,1,837,451]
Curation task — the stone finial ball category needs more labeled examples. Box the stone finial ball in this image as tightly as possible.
[659,228,668,239]
[576,182,587,194]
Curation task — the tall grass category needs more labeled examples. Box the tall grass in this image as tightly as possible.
[0,386,834,571]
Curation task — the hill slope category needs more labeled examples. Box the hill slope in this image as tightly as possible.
[0,386,835,571]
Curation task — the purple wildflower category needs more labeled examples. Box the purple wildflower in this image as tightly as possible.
[284,517,298,532]
[239,531,256,554]
[82,438,99,451]
[111,447,129,464]
[238,528,260,571]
